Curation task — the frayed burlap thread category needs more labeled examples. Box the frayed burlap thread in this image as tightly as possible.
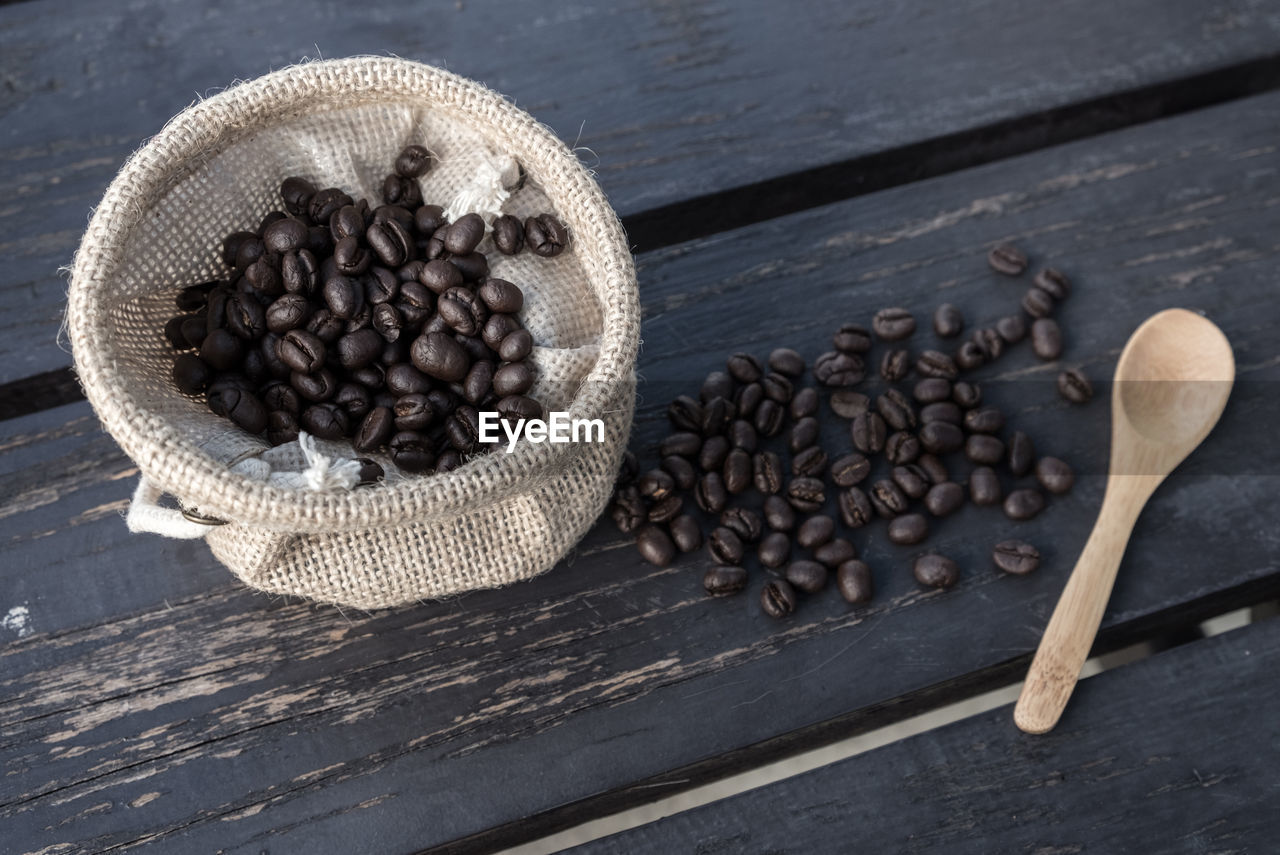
[66,58,639,609]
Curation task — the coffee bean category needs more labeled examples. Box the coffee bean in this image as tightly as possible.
[830,453,870,487]
[921,402,962,427]
[759,532,791,569]
[879,349,911,382]
[888,513,928,545]
[722,507,763,544]
[753,450,784,494]
[762,372,794,404]
[754,399,785,437]
[914,554,959,588]
[438,287,490,337]
[1034,268,1071,299]
[933,304,964,338]
[411,332,470,381]
[1031,318,1063,360]
[266,293,312,333]
[996,314,1027,344]
[768,347,805,378]
[266,410,300,446]
[385,362,431,397]
[952,381,982,409]
[919,421,964,454]
[892,464,930,498]
[334,383,373,421]
[279,177,316,216]
[913,378,952,404]
[447,405,485,452]
[870,479,908,518]
[704,565,748,597]
[292,368,338,403]
[661,455,697,491]
[814,538,856,568]
[1035,456,1075,494]
[299,401,347,439]
[702,398,735,437]
[1022,287,1054,318]
[918,453,949,485]
[726,352,763,384]
[450,252,490,282]
[612,487,647,534]
[832,323,873,354]
[261,381,300,415]
[988,244,1027,276]
[525,213,569,257]
[786,560,828,594]
[1007,430,1034,477]
[225,292,267,340]
[969,466,1002,506]
[963,407,1005,434]
[791,445,828,478]
[389,430,434,472]
[307,308,345,343]
[814,351,865,386]
[336,329,384,370]
[1004,488,1046,520]
[954,340,986,371]
[723,449,752,494]
[851,412,887,454]
[199,328,244,371]
[443,213,484,255]
[435,449,463,474]
[764,494,796,531]
[837,560,873,603]
[728,417,757,451]
[670,515,704,553]
[354,406,395,453]
[972,327,1004,361]
[873,307,916,340]
[492,215,525,255]
[830,390,870,419]
[876,388,917,431]
[395,144,433,178]
[383,173,422,208]
[786,477,825,512]
[761,580,798,618]
[1058,367,1093,403]
[172,353,213,394]
[735,382,764,417]
[648,494,683,524]
[885,431,920,465]
[838,486,873,528]
[917,349,958,379]
[786,387,817,421]
[419,259,464,294]
[368,219,413,267]
[661,431,703,459]
[924,481,964,516]
[638,468,676,500]
[695,472,728,513]
[797,515,835,549]
[790,416,819,452]
[637,525,677,567]
[709,526,745,565]
[699,435,730,472]
[476,278,524,315]
[461,359,494,404]
[965,435,1006,466]
[993,540,1041,575]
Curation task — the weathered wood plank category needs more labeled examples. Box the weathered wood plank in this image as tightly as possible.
[4,0,1280,384]
[4,91,1280,853]
[572,618,1280,854]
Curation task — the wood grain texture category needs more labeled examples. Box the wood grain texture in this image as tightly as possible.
[4,0,1280,384]
[3,91,1280,853]
[571,617,1280,854]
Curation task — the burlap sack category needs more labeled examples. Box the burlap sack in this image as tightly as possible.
[65,58,639,609]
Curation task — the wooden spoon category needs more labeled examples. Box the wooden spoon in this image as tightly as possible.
[1014,308,1234,734]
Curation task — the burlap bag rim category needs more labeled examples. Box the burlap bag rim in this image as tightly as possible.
[66,57,639,533]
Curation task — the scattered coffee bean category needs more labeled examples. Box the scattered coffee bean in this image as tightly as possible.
[722,507,764,544]
[763,494,796,531]
[661,455,698,491]
[754,450,784,494]
[920,401,962,426]
[873,307,916,340]
[838,487,874,528]
[1031,318,1063,360]
[1058,367,1093,404]
[1004,488,1046,520]
[727,352,763,384]
[987,244,1027,276]
[995,314,1027,344]
[786,560,828,594]
[972,327,1004,361]
[768,347,805,377]
[699,436,730,473]
[695,472,728,513]
[917,453,948,485]
[924,481,964,517]
[813,351,865,387]
[789,416,820,451]
[830,390,870,419]
[786,477,826,512]
[876,388,917,431]
[813,538,856,568]
[723,448,752,494]
[837,560,873,603]
[1035,456,1075,494]
[1007,430,1035,477]
[759,532,791,569]
[885,432,920,466]
[969,466,1002,506]
[914,554,959,588]
[870,478,908,518]
[761,579,798,618]
[832,323,873,354]
[892,464,930,499]
[648,494,683,524]
[954,340,986,371]
[797,515,835,549]
[933,304,964,338]
[851,412,887,454]
[963,407,1005,434]
[919,421,964,454]
[704,565,748,597]
[888,513,928,545]
[709,526,746,565]
[638,468,676,500]
[790,387,820,420]
[730,419,759,452]
[913,378,952,404]
[525,213,569,257]
[952,381,982,409]
[1034,268,1071,300]
[993,540,1040,575]
[830,453,871,487]
[880,348,911,382]
[917,349,959,380]
[791,445,828,478]
[965,434,1005,465]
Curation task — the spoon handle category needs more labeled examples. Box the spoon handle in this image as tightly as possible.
[1014,477,1158,734]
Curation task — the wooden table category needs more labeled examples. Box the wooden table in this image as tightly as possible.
[3,1,1279,852]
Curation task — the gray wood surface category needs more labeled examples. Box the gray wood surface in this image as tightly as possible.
[3,90,1280,853]
[3,0,1280,384]
[571,617,1280,855]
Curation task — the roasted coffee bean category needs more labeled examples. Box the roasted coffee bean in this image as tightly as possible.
[786,560,828,594]
[492,214,525,255]
[873,307,915,340]
[1057,367,1093,404]
[768,347,805,377]
[892,464,930,499]
[969,466,1002,506]
[525,213,569,257]
[832,323,873,354]
[225,292,267,340]
[830,453,871,487]
[336,329,384,370]
[411,332,470,382]
[259,334,291,380]
[670,515,703,553]
[758,531,791,569]
[382,173,422,208]
[1004,488,1046,520]
[438,287,489,336]
[353,406,395,452]
[298,402,347,439]
[177,315,207,349]
[292,367,338,403]
[726,352,763,384]
[419,258,464,295]
[735,382,764,417]
[266,293,311,333]
[175,282,215,312]
[200,328,244,371]
[701,370,736,402]
[786,477,825,512]
[1034,268,1071,299]
[919,421,964,454]
[389,430,435,472]
[972,327,1004,361]
[709,526,745,565]
[966,435,1005,466]
[830,390,869,419]
[1035,456,1075,494]
[475,277,523,315]
[662,453,697,491]
[796,515,835,549]
[814,538,855,568]
[334,382,373,421]
[695,472,728,513]
[648,494,683,524]
[721,507,763,544]
[954,340,986,371]
[813,351,865,387]
[851,412,887,454]
[1007,430,1035,477]
[791,445,828,478]
[993,540,1041,575]
[917,349,958,379]
[395,144,433,178]
[838,486,873,528]
[312,187,356,227]
[837,560,873,603]
[372,302,404,342]
[728,417,757,451]
[344,302,374,334]
[385,362,431,397]
[704,565,748,597]
[666,395,703,432]
[933,304,964,338]
[764,494,796,531]
[637,525,677,567]
[753,450,784,494]
[918,453,949,485]
[393,392,434,431]
[988,244,1027,276]
[479,315,520,353]
[356,457,385,485]
[638,468,676,500]
[924,481,964,516]
[963,407,1005,434]
[435,449,463,473]
[333,235,373,278]
[279,177,316,216]
[754,398,785,437]
[699,435,730,472]
[914,554,959,588]
[442,213,484,255]
[952,381,982,409]
[876,388,916,431]
[790,386,820,420]
[261,381,300,415]
[888,513,928,545]
[222,231,258,267]
[1031,318,1063,360]
[913,378,952,404]
[723,448,752,494]
[885,431,920,465]
[172,353,213,394]
[996,314,1027,344]
[880,348,911,382]
[232,237,266,274]
[661,431,703,459]
[448,404,485,452]
[920,401,962,425]
[761,579,798,618]
[1022,287,1054,318]
[762,372,794,403]
[322,273,364,318]
[307,308,345,343]
[368,219,412,267]
[260,217,307,255]
[266,410,300,446]
[498,329,534,363]
[789,416,819,451]
[870,479,908,519]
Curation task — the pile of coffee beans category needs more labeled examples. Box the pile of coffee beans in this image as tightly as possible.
[612,245,1089,618]
[162,145,569,476]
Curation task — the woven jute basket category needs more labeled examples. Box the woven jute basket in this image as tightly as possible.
[65,58,639,609]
